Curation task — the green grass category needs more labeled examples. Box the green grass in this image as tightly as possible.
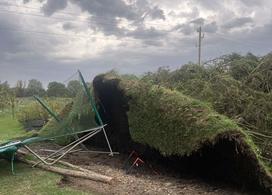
[0,160,86,195]
[0,113,88,195]
[0,115,26,143]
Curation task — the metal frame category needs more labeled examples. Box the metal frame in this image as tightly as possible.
[23,126,107,167]
[28,70,115,169]
[78,70,113,156]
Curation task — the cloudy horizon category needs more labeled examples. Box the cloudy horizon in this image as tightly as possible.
[0,0,271,86]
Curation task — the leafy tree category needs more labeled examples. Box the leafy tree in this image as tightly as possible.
[26,79,45,96]
[229,58,258,81]
[224,53,243,62]
[245,53,272,93]
[0,81,10,110]
[0,81,17,117]
[15,80,27,97]
[143,67,171,86]
[47,82,68,97]
[67,80,81,97]
[246,52,259,62]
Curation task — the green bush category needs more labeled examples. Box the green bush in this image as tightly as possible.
[16,98,70,126]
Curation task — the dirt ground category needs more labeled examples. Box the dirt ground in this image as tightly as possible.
[28,143,253,195]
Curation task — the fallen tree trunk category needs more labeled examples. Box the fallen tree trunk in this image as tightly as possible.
[18,156,113,184]
[17,149,104,176]
[47,157,99,174]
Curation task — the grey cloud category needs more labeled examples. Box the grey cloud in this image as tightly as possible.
[89,15,124,36]
[203,21,217,33]
[193,0,222,10]
[174,18,217,35]
[190,17,205,25]
[0,4,63,65]
[148,6,165,20]
[127,26,166,39]
[23,0,31,3]
[0,15,26,57]
[134,0,165,20]
[178,7,199,19]
[222,17,253,30]
[41,0,165,43]
[173,17,205,36]
[62,22,75,30]
[142,40,163,47]
[240,0,265,6]
[71,0,137,20]
[41,0,68,16]
[43,0,131,37]
[62,22,87,32]
[174,23,195,35]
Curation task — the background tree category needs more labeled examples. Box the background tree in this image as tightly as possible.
[8,89,16,119]
[67,80,81,97]
[26,79,46,96]
[0,81,17,117]
[47,82,68,97]
[15,80,27,97]
[0,81,10,110]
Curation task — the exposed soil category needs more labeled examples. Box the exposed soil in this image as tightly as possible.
[27,143,258,195]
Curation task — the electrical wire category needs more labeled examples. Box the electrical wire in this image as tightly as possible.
[0,4,172,28]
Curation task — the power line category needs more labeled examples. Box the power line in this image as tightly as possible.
[1,3,82,17]
[0,26,171,50]
[0,9,89,24]
[0,4,173,28]
[0,26,95,39]
[0,8,173,33]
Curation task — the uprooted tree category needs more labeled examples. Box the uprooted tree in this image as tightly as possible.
[38,52,272,193]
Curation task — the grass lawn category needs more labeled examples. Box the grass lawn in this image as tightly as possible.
[0,115,26,143]
[0,113,88,195]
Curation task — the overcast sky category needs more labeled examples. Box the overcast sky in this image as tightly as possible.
[0,0,271,86]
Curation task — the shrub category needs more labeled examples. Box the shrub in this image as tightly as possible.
[16,98,70,127]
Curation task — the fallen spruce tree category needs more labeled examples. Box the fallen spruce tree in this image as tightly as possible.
[39,72,272,193]
[92,73,272,193]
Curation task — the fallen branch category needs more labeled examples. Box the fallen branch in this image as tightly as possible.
[245,130,272,139]
[259,155,272,163]
[17,155,113,184]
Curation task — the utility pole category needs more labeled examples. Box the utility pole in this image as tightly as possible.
[197,26,204,66]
